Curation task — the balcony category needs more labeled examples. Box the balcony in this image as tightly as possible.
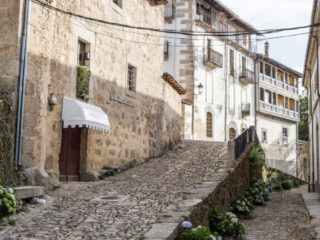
[260,73,298,94]
[154,0,168,5]
[196,8,219,31]
[203,48,223,69]
[239,69,255,85]
[260,101,299,121]
[164,3,174,19]
[242,104,251,117]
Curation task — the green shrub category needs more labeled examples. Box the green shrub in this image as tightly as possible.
[230,195,254,217]
[282,180,293,190]
[209,206,245,239]
[0,186,18,219]
[245,179,271,205]
[182,226,218,240]
[249,146,265,169]
[77,66,91,99]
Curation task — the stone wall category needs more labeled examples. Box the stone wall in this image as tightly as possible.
[298,140,309,181]
[1,0,183,187]
[0,0,24,184]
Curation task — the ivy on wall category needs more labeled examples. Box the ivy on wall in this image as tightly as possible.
[0,100,16,185]
[77,66,91,100]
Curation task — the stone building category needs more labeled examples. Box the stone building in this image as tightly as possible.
[164,0,258,142]
[256,43,301,176]
[0,0,183,187]
[303,0,320,191]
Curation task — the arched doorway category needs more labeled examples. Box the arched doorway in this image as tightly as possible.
[229,128,237,140]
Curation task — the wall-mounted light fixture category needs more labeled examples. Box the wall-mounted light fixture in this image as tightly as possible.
[197,83,204,95]
[48,93,57,111]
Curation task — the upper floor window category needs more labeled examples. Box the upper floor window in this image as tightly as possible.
[282,128,288,145]
[260,62,264,74]
[127,65,137,92]
[229,49,235,77]
[260,88,264,101]
[113,0,123,8]
[78,40,87,66]
[207,112,213,137]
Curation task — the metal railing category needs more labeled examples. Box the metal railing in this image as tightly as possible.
[204,48,223,67]
[229,126,259,162]
[242,103,250,115]
[164,3,175,18]
[240,69,255,83]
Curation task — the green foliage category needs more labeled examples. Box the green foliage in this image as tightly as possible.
[182,226,216,240]
[248,146,265,169]
[0,101,17,185]
[282,180,293,190]
[230,195,254,217]
[299,95,308,141]
[209,206,245,239]
[76,66,91,99]
[0,186,18,219]
[245,179,271,205]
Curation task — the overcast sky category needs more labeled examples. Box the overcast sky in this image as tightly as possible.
[222,0,314,74]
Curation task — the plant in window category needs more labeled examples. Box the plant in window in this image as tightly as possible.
[77,66,91,100]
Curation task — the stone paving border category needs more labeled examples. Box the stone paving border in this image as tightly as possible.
[302,192,320,239]
[144,168,231,240]
[144,143,257,240]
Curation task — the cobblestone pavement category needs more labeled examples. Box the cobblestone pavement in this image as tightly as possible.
[242,186,317,240]
[0,141,228,240]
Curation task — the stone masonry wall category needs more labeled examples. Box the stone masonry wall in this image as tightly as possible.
[298,140,309,181]
[0,0,24,184]
[1,0,182,186]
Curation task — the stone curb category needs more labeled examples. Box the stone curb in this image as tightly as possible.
[143,169,231,239]
[301,192,320,239]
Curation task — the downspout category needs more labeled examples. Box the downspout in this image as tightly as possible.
[311,35,319,191]
[224,37,227,141]
[306,68,314,192]
[14,0,31,170]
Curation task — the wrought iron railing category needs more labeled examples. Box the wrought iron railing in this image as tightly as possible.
[229,126,259,162]
[240,69,255,83]
[205,48,223,67]
[164,3,175,18]
[197,8,213,27]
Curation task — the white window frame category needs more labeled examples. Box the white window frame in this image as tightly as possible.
[262,128,267,144]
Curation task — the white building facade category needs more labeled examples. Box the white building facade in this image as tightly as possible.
[164,0,258,142]
[303,0,320,191]
[256,51,301,176]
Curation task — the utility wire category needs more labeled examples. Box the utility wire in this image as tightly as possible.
[35,4,316,51]
[31,0,320,37]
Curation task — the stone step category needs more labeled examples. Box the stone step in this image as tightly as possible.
[14,186,45,200]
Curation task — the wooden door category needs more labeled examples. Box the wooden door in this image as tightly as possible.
[59,127,81,181]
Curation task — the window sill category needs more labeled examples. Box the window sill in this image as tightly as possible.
[125,89,137,99]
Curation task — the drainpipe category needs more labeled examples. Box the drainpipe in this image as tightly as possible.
[14,0,31,170]
[224,17,235,141]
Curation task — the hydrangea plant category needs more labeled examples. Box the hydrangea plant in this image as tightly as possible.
[0,186,18,220]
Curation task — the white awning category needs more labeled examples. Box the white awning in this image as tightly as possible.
[62,97,110,132]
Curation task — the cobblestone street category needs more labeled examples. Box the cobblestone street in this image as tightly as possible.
[0,141,228,240]
[242,186,317,240]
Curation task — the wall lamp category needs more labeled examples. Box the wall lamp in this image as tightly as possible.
[197,83,204,95]
[48,93,57,111]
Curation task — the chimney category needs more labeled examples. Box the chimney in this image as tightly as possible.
[265,41,269,57]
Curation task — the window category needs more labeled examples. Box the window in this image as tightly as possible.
[282,128,288,145]
[113,0,123,8]
[272,92,276,105]
[272,67,276,78]
[206,112,213,137]
[243,35,248,46]
[241,56,246,74]
[260,88,264,101]
[260,61,264,74]
[78,40,86,66]
[262,128,267,143]
[265,64,271,77]
[229,49,235,77]
[127,65,136,92]
[265,90,272,104]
